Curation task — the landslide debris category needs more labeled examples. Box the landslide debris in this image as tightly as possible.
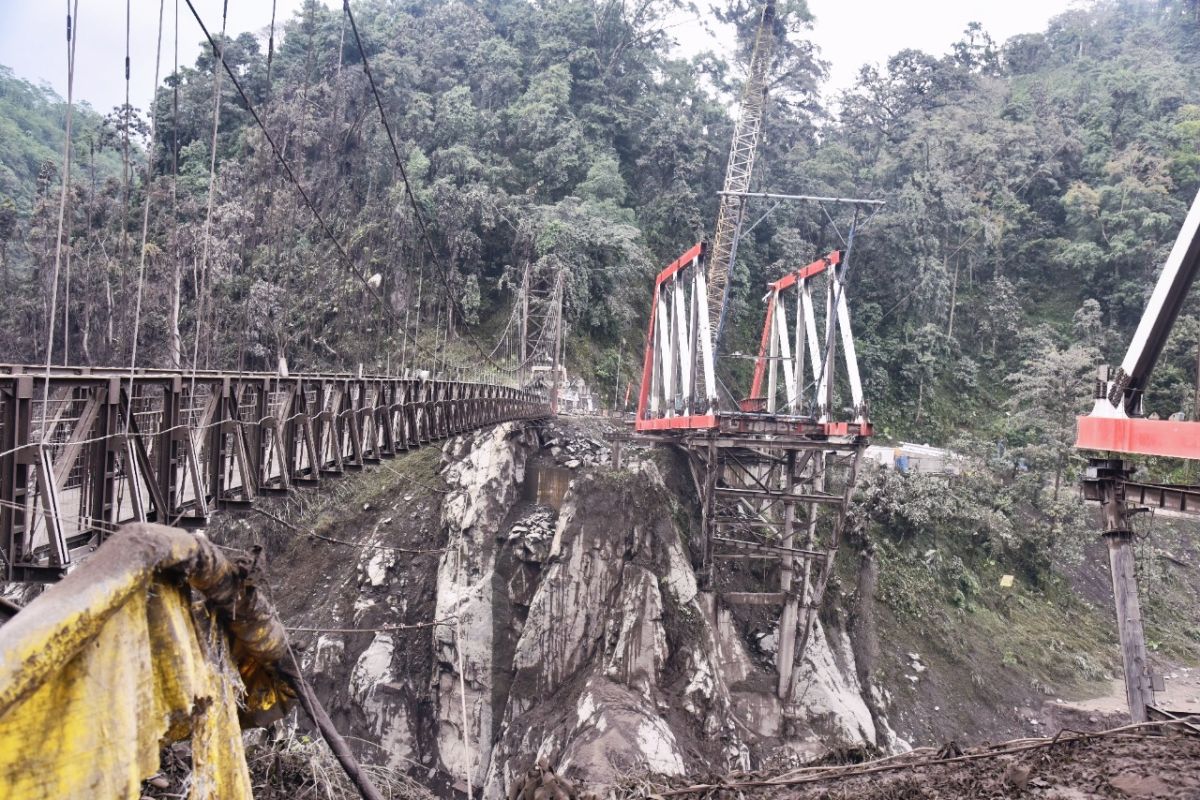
[611,722,1200,800]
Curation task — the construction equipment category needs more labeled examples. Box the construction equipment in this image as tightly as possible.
[1075,187,1200,724]
[629,2,883,710]
[707,0,777,344]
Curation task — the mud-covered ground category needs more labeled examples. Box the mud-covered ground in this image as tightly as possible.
[625,727,1200,800]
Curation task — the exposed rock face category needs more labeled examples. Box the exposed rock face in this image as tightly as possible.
[433,423,539,787]
[425,423,898,797]
[232,418,897,795]
[789,621,878,754]
[480,467,737,797]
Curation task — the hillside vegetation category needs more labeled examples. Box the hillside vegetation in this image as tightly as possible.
[2,0,1200,476]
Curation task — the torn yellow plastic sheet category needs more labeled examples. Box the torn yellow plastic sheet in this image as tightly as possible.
[0,525,289,800]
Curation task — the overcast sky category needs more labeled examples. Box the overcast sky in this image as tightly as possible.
[0,0,1079,115]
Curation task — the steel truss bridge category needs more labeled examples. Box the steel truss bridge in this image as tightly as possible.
[0,365,547,582]
[631,242,872,706]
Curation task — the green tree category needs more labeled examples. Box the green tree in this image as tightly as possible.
[1006,342,1099,502]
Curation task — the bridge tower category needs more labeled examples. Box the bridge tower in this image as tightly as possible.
[516,262,566,412]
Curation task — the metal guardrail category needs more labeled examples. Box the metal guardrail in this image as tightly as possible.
[0,365,549,581]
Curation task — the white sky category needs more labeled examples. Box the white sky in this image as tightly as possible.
[0,0,1079,115]
[805,0,1080,98]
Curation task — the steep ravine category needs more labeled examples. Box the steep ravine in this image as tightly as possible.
[209,418,900,797]
[205,418,1200,797]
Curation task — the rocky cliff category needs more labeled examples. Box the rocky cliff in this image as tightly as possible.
[231,418,896,797]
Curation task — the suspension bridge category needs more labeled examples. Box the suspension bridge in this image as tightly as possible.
[0,365,546,582]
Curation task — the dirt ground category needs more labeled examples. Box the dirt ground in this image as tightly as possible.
[622,727,1200,800]
[1061,669,1200,717]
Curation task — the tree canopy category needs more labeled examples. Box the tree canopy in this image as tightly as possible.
[2,0,1200,472]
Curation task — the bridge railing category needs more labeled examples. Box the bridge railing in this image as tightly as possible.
[0,367,548,581]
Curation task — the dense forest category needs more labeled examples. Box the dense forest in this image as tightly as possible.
[4,0,1200,492]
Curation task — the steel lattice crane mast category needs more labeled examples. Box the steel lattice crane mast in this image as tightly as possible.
[630,0,879,712]
[708,0,777,343]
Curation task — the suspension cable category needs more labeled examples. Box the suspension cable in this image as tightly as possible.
[341,1,522,375]
[180,0,438,369]
[39,0,79,438]
[187,0,227,403]
[170,0,181,368]
[123,0,166,435]
[120,0,132,348]
[61,0,80,367]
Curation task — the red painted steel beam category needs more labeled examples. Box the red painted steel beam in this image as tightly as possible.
[655,243,705,287]
[636,243,704,429]
[635,284,660,427]
[768,251,840,291]
[1076,415,1200,459]
[747,251,842,404]
[635,414,719,431]
[748,293,777,402]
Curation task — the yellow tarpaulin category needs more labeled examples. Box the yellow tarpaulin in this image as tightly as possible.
[0,524,292,800]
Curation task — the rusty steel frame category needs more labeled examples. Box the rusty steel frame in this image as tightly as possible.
[680,430,865,703]
[0,365,547,582]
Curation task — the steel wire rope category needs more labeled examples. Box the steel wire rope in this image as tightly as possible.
[341,1,527,379]
[787,203,881,412]
[487,287,523,361]
[119,0,132,346]
[810,206,860,414]
[61,2,79,368]
[250,506,447,554]
[181,0,440,371]
[39,0,80,441]
[186,0,228,415]
[175,1,422,483]
[170,0,181,367]
[123,0,167,443]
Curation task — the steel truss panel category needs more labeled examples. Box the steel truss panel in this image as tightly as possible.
[747,251,866,423]
[0,367,549,582]
[636,244,719,432]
